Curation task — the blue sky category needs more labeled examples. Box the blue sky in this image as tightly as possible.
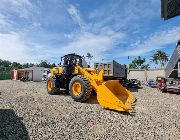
[0,0,180,67]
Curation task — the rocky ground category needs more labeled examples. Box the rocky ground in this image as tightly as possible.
[0,80,180,140]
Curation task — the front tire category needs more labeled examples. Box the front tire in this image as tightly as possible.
[69,75,92,102]
[47,77,60,95]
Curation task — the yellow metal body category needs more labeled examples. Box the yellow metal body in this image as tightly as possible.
[50,65,135,112]
[50,67,63,77]
[74,66,135,112]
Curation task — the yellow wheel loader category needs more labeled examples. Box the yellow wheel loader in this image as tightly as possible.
[47,53,136,112]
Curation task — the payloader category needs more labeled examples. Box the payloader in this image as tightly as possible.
[47,53,136,112]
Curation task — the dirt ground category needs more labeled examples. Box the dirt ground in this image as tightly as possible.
[0,80,180,140]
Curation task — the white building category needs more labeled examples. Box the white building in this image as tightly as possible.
[12,67,49,82]
[24,67,46,81]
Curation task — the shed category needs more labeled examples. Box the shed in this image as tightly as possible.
[11,67,47,82]
[24,67,45,81]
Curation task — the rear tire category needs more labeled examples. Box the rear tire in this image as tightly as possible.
[47,77,60,95]
[69,75,92,102]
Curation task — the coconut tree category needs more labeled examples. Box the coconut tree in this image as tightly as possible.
[86,52,93,66]
[151,50,169,67]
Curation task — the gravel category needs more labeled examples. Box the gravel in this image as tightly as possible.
[0,80,180,140]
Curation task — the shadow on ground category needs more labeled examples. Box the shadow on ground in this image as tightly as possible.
[0,109,29,140]
[86,94,99,104]
[165,92,180,95]
[128,87,141,92]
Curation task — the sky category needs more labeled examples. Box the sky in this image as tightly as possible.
[0,0,180,67]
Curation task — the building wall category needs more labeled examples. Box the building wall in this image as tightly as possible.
[25,67,45,81]
[128,69,165,81]
[11,70,17,80]
[146,69,165,80]
[33,68,44,81]
[128,70,146,81]
[27,71,33,81]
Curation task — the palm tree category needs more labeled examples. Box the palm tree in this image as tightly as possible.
[151,50,169,67]
[129,56,149,69]
[86,52,93,66]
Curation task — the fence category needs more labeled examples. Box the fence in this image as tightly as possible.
[0,72,11,80]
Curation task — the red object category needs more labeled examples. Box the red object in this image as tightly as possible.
[11,69,33,81]
[11,70,14,80]
[32,70,33,81]
[157,77,167,91]
[2,71,4,80]
[167,88,180,93]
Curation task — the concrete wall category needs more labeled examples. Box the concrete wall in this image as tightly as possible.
[128,69,146,81]
[128,69,165,81]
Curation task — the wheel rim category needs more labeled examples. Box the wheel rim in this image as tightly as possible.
[48,81,53,90]
[72,82,82,96]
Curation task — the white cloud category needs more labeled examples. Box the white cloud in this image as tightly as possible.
[124,27,180,56]
[88,0,160,32]
[51,31,126,63]
[0,0,33,19]
[0,32,56,63]
[64,3,126,62]
[0,0,179,66]
[0,14,12,30]
[10,0,32,6]
[0,29,125,64]
[67,4,85,28]
[0,33,27,62]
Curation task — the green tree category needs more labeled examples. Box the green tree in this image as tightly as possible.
[37,60,50,68]
[0,58,56,72]
[1,60,11,67]
[129,56,149,69]
[151,50,169,67]
[22,63,30,68]
[11,62,23,69]
[86,52,93,66]
[51,63,56,67]
[37,60,55,68]
[0,59,12,72]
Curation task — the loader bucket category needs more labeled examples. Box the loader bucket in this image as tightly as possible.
[96,80,135,112]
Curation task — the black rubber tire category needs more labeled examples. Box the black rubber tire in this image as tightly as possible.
[47,77,60,95]
[69,75,92,102]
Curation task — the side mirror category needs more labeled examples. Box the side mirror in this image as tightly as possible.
[47,70,50,74]
[59,62,61,66]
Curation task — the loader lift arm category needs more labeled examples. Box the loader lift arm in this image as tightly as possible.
[75,66,136,112]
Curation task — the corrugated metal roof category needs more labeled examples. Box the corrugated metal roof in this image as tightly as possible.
[165,45,180,78]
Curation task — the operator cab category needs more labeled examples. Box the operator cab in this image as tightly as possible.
[60,53,86,74]
[60,53,83,66]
